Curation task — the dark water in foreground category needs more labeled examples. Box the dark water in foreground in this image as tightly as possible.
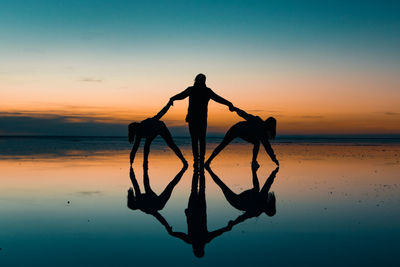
[0,137,399,266]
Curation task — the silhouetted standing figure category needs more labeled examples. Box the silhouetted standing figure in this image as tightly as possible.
[206,165,279,225]
[169,74,234,166]
[127,165,187,231]
[168,167,233,258]
[129,102,187,167]
[206,107,279,167]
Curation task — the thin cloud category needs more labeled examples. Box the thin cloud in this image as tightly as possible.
[384,112,400,116]
[74,191,103,197]
[79,77,103,83]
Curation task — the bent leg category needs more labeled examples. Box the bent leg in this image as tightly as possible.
[160,127,187,166]
[252,142,260,168]
[129,167,141,195]
[143,165,155,195]
[130,137,141,165]
[189,122,200,165]
[199,120,207,165]
[205,127,237,166]
[143,137,154,167]
[207,167,239,208]
[157,167,187,209]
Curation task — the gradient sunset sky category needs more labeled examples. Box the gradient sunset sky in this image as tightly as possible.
[1,0,399,136]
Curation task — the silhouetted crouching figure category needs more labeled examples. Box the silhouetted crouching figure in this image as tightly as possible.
[127,165,187,232]
[168,168,233,258]
[206,107,279,167]
[206,165,279,226]
[169,74,234,166]
[129,103,187,167]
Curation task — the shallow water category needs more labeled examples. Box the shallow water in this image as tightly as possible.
[0,137,399,266]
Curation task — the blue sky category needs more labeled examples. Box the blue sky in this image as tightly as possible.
[1,0,399,135]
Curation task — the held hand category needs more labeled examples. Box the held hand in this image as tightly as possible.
[168,99,174,106]
[228,103,235,112]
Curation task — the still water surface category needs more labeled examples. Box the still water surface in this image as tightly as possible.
[0,137,399,266]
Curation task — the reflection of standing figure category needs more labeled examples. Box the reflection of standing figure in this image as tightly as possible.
[206,107,279,167]
[206,165,279,225]
[169,74,234,166]
[168,167,233,258]
[127,165,187,231]
[128,102,187,167]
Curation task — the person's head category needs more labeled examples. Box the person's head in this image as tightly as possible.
[194,73,206,86]
[128,122,140,143]
[264,117,276,139]
[263,192,276,216]
[127,188,138,210]
[192,243,205,258]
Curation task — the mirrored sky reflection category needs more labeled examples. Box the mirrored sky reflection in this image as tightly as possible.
[0,138,399,265]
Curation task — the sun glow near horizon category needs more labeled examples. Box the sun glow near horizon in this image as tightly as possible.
[1,1,399,135]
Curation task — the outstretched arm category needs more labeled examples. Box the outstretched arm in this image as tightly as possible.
[261,138,279,166]
[169,230,191,244]
[152,211,173,233]
[234,107,257,121]
[228,211,254,227]
[260,167,279,195]
[210,90,233,110]
[152,102,172,120]
[252,164,260,191]
[170,87,191,104]
[130,137,141,165]
[207,224,233,242]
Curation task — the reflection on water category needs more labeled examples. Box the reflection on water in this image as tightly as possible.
[127,165,187,233]
[128,164,281,258]
[0,137,399,265]
[207,165,278,225]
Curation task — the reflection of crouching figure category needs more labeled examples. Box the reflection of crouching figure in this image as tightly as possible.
[127,165,187,232]
[128,103,187,167]
[206,165,279,225]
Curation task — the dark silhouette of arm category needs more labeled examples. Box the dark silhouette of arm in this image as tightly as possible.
[170,87,191,102]
[234,108,257,121]
[260,167,279,195]
[261,138,279,166]
[152,211,173,233]
[207,224,233,243]
[169,231,191,244]
[129,167,141,195]
[153,103,172,120]
[229,212,255,227]
[209,89,233,109]
[252,164,260,191]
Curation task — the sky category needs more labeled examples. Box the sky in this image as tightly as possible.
[1,0,399,136]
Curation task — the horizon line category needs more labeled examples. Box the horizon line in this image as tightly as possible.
[1,134,400,139]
